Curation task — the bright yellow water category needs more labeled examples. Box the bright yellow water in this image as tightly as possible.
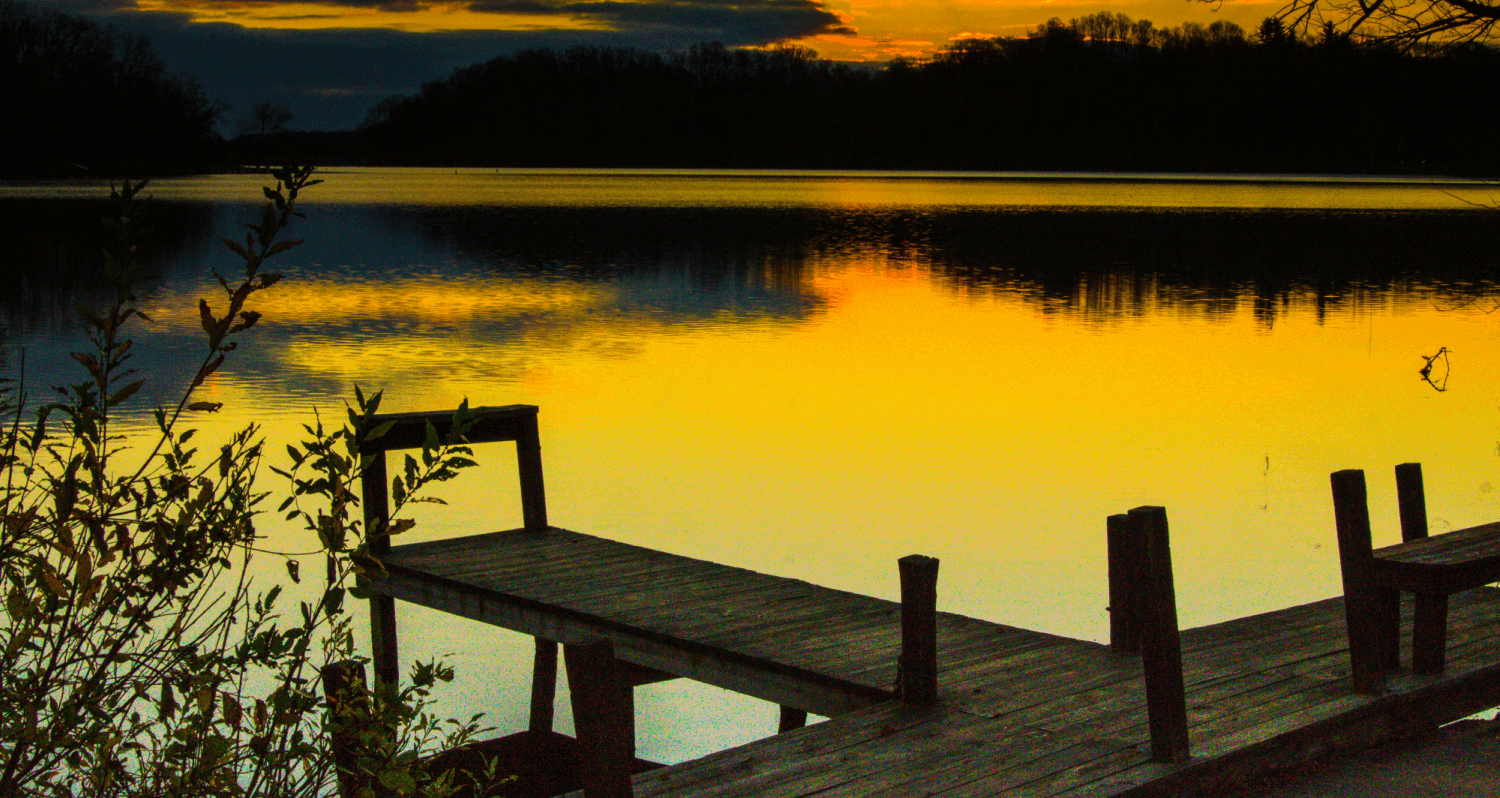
[6,167,1499,761]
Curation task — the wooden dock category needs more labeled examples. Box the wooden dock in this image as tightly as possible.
[364,526,1500,797]
[352,406,1500,797]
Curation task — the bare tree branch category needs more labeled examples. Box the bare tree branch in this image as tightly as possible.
[1272,0,1499,47]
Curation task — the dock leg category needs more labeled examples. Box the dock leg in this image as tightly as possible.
[899,554,940,707]
[1412,593,1449,675]
[530,637,559,733]
[778,706,808,733]
[1129,506,1190,764]
[322,660,379,798]
[1331,469,1388,695]
[564,639,635,798]
[370,594,400,699]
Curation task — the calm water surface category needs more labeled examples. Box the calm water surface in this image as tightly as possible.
[4,168,1500,761]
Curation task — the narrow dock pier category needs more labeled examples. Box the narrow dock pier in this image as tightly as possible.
[354,405,1500,797]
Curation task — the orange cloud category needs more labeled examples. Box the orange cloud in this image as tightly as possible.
[809,31,930,59]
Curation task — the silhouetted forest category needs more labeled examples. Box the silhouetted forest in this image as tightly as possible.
[5,0,1500,175]
[0,1,222,176]
[355,16,1500,174]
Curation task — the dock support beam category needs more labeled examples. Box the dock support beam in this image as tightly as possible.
[899,554,940,707]
[530,637,559,732]
[1331,469,1393,693]
[565,638,635,798]
[1128,506,1190,764]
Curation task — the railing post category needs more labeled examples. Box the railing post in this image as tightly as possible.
[898,554,939,706]
[1107,513,1140,653]
[1128,506,1190,763]
[516,413,549,532]
[1395,462,1428,542]
[564,638,635,798]
[1331,469,1391,693]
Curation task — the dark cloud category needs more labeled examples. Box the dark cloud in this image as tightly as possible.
[469,0,851,40]
[55,0,851,131]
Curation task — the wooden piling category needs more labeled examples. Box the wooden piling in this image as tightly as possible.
[1396,462,1428,542]
[530,637,559,733]
[517,414,548,532]
[1128,506,1190,764]
[898,554,939,707]
[564,638,635,798]
[361,452,400,696]
[322,660,390,798]
[1107,513,1140,653]
[1331,469,1391,694]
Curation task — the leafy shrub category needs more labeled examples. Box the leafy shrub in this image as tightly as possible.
[0,168,488,797]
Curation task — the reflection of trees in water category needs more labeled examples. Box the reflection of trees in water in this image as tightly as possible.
[393,206,832,323]
[7,199,1496,341]
[388,205,1500,328]
[0,199,220,335]
[907,209,1499,326]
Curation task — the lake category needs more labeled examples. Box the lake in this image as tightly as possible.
[3,167,1500,762]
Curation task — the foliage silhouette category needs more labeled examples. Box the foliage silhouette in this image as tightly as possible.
[0,0,222,177]
[0,168,495,796]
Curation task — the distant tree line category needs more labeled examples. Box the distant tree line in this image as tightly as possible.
[355,17,1500,174]
[4,0,1498,176]
[0,0,222,176]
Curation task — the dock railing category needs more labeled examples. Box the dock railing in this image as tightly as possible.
[355,404,548,696]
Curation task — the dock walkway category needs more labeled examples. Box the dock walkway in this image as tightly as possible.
[365,526,1500,797]
[352,405,1500,796]
[601,589,1500,798]
[367,525,1091,718]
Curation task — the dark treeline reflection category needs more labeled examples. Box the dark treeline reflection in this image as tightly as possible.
[5,200,1497,341]
[0,199,220,335]
[354,21,1500,175]
[384,203,1498,327]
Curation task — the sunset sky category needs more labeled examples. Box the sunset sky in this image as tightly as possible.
[60,0,1278,129]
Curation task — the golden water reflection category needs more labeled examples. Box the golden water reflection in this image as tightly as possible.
[6,169,1500,763]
